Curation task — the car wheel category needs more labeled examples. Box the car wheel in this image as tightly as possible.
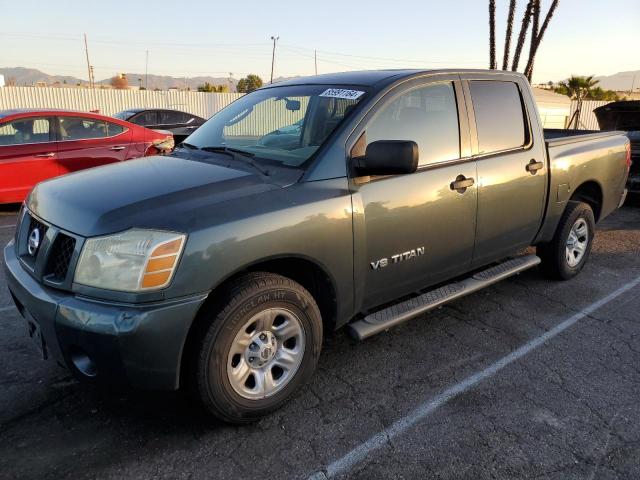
[193,272,323,423]
[538,201,595,280]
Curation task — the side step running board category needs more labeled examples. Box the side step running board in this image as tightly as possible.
[348,255,541,340]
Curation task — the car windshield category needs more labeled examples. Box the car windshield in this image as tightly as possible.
[113,111,136,120]
[185,84,367,166]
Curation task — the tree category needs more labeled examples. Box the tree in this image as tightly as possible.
[555,75,599,128]
[197,82,230,93]
[491,0,560,80]
[110,74,129,89]
[489,0,497,69]
[236,74,263,93]
[511,0,534,72]
[586,86,621,102]
[502,0,517,70]
[523,0,560,80]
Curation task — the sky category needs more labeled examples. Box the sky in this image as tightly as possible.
[1,0,639,85]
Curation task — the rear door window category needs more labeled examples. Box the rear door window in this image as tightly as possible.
[59,117,108,140]
[469,81,526,154]
[365,82,460,166]
[0,117,52,145]
[107,122,125,136]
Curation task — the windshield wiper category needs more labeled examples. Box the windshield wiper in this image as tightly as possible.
[180,142,199,150]
[200,146,270,176]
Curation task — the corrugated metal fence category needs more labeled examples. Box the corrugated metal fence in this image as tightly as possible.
[569,100,611,130]
[0,87,242,119]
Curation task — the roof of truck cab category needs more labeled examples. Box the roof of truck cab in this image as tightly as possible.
[262,69,526,90]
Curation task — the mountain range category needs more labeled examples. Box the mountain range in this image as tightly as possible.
[1,66,638,93]
[0,67,241,91]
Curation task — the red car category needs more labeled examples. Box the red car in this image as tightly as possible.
[0,109,174,204]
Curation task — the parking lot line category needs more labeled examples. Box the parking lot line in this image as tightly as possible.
[0,224,16,229]
[308,275,640,480]
[0,306,16,313]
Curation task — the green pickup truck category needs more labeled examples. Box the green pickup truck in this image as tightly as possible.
[4,70,630,423]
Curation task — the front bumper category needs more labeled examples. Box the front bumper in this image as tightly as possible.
[4,240,208,390]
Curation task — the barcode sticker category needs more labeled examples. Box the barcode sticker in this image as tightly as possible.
[319,88,365,100]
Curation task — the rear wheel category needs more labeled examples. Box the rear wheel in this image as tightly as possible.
[193,272,323,423]
[538,201,595,280]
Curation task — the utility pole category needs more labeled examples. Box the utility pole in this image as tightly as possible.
[84,33,93,88]
[145,50,149,90]
[314,50,318,75]
[270,35,279,84]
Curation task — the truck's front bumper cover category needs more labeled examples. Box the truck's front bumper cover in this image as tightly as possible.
[4,240,208,390]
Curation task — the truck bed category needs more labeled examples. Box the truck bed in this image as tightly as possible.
[544,129,625,146]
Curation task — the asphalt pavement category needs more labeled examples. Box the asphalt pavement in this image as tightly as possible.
[1,200,640,479]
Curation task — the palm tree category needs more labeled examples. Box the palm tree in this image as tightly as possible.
[511,0,534,71]
[489,0,497,69]
[524,0,541,80]
[524,0,560,80]
[557,75,599,128]
[502,0,517,70]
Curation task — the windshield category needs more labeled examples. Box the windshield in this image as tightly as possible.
[113,111,136,120]
[185,85,367,166]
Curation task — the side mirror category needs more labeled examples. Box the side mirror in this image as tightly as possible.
[355,140,419,176]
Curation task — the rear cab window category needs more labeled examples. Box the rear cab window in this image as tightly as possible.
[469,80,527,154]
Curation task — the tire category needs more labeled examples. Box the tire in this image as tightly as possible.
[192,272,323,423]
[538,201,596,280]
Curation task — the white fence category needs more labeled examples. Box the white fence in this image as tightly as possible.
[0,87,242,119]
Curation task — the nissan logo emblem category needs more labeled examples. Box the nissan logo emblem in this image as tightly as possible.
[28,228,41,256]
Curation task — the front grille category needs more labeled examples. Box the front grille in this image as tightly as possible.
[20,214,49,268]
[45,234,76,282]
[17,210,81,289]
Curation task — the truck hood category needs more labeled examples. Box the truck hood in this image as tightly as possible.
[28,155,290,236]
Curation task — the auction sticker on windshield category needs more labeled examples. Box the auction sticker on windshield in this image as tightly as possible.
[319,88,365,100]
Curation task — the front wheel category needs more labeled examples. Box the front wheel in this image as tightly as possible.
[193,273,323,423]
[538,201,596,280]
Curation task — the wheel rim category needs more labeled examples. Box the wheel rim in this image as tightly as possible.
[565,218,589,268]
[226,308,305,400]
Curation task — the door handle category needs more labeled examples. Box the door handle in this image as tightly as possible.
[110,146,126,151]
[526,159,544,174]
[450,175,475,193]
[35,152,55,158]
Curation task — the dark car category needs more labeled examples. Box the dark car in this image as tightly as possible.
[594,101,640,193]
[113,109,206,144]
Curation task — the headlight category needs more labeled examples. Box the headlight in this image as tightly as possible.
[74,229,186,292]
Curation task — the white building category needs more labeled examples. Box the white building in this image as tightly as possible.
[0,74,5,87]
